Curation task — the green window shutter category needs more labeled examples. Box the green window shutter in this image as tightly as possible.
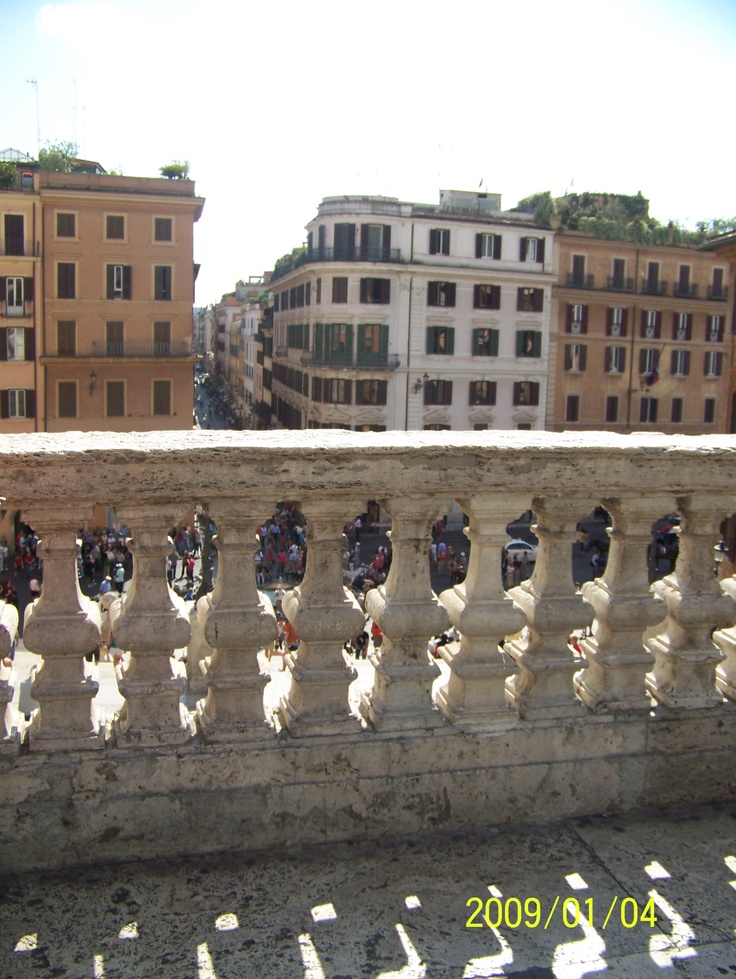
[533,332,541,357]
[446,329,455,355]
[426,328,433,354]
[475,234,482,258]
[489,329,499,357]
[516,332,525,357]
[314,323,323,355]
[380,324,388,353]
[357,323,366,352]
[345,325,354,357]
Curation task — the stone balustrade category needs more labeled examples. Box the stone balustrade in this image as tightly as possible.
[2,429,736,874]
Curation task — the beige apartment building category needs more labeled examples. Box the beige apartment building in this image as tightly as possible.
[0,157,204,433]
[548,233,731,432]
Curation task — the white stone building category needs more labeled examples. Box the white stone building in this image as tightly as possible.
[270,191,554,431]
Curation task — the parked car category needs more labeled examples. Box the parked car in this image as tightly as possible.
[504,539,539,563]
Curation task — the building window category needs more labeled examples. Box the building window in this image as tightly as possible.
[704,398,716,423]
[704,351,723,377]
[332,277,348,303]
[711,267,726,299]
[106,215,125,240]
[671,350,690,377]
[565,343,587,371]
[424,379,452,405]
[513,381,539,406]
[56,213,75,237]
[359,278,390,304]
[106,321,123,355]
[333,223,355,260]
[429,229,450,255]
[3,214,24,255]
[472,328,499,357]
[520,237,545,263]
[566,395,580,423]
[153,379,172,415]
[639,397,658,423]
[58,381,78,418]
[2,389,30,419]
[360,223,391,260]
[606,396,619,423]
[640,348,659,377]
[107,264,132,300]
[106,381,125,417]
[566,303,588,333]
[315,278,321,304]
[605,346,625,374]
[641,310,661,339]
[476,233,501,259]
[154,321,171,354]
[473,284,501,309]
[607,307,627,337]
[469,380,496,406]
[154,266,172,300]
[517,331,542,357]
[672,312,691,340]
[154,217,173,242]
[426,326,454,355]
[324,378,352,404]
[707,315,724,343]
[671,397,683,423]
[611,258,626,289]
[517,288,543,313]
[676,265,691,296]
[355,379,387,405]
[4,276,24,312]
[57,320,76,356]
[427,282,456,307]
[57,262,76,299]
[4,327,25,361]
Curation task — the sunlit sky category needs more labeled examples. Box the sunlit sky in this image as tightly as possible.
[3,0,735,306]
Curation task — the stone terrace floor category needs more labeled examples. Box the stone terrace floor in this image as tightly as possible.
[3,803,736,978]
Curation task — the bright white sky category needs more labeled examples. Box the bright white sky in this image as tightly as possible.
[2,0,735,306]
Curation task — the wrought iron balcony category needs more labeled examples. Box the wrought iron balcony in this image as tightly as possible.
[90,341,190,357]
[566,272,595,289]
[0,300,33,318]
[300,351,400,370]
[642,279,668,296]
[308,246,404,264]
[674,283,698,298]
[606,276,635,292]
[0,239,39,257]
[708,284,729,301]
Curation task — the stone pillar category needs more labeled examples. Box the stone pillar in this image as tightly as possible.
[505,497,593,719]
[360,496,451,730]
[0,601,19,747]
[646,494,736,708]
[277,500,364,736]
[197,503,276,740]
[437,494,525,727]
[575,496,670,712]
[110,505,192,743]
[23,506,102,749]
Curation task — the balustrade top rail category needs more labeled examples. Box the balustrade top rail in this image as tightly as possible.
[1,430,734,503]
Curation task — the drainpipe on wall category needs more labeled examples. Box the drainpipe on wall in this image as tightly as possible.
[626,248,641,430]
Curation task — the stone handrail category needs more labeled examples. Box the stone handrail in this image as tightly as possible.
[2,429,736,872]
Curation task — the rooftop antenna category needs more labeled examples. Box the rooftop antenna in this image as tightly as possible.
[73,77,77,150]
[27,78,40,155]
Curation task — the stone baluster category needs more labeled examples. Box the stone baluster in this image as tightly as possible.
[197,502,276,740]
[23,506,102,748]
[504,497,593,718]
[0,600,19,747]
[574,496,670,711]
[715,572,736,701]
[437,494,525,727]
[109,505,192,743]
[360,496,451,730]
[646,493,736,708]
[277,499,365,735]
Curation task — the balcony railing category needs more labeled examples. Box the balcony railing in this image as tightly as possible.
[308,246,404,264]
[606,276,635,292]
[708,284,729,301]
[3,431,736,874]
[566,272,595,289]
[0,239,38,257]
[300,351,400,370]
[674,282,699,298]
[0,300,33,318]
[90,341,190,357]
[642,279,668,296]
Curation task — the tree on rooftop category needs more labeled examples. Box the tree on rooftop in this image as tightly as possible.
[38,141,78,172]
[0,161,16,190]
[160,161,189,180]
